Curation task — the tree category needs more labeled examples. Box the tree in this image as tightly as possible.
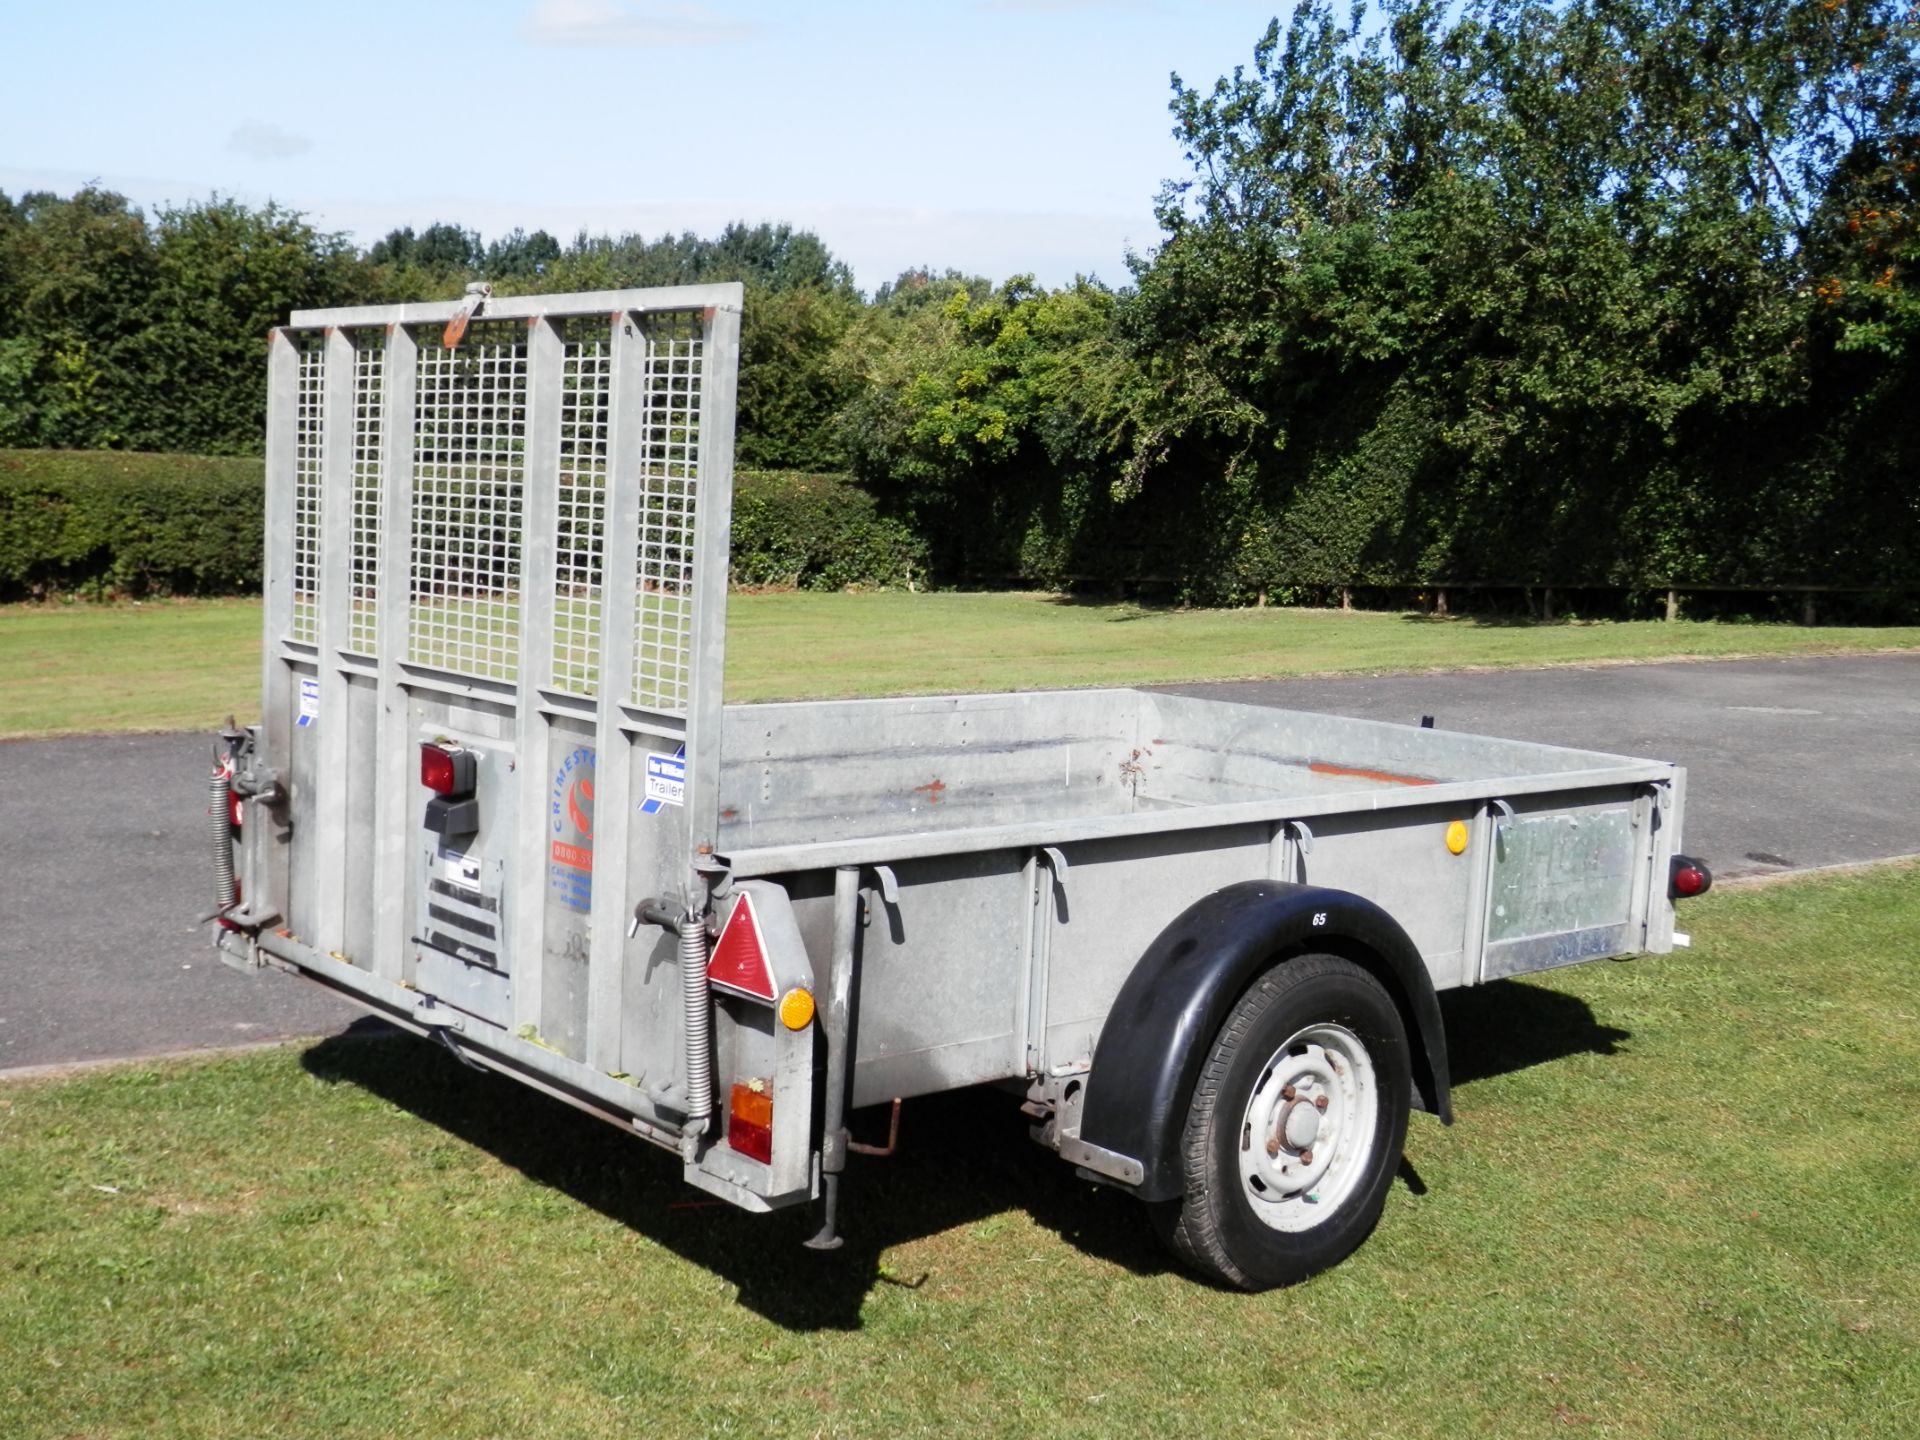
[1121,0,1920,597]
[0,187,156,447]
[132,197,357,452]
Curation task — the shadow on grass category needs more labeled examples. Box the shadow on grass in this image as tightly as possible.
[1395,613,1582,628]
[300,1024,1167,1332]
[1438,977,1631,1086]
[299,981,1623,1328]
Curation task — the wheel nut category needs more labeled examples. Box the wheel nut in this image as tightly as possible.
[1281,1084,1298,1101]
[1315,1095,1329,1111]
[1299,1149,1314,1165]
[1266,1136,1281,1158]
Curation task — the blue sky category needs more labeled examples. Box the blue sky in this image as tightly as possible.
[1,0,1286,292]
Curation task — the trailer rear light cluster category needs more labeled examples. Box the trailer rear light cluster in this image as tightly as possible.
[1670,855,1712,899]
[421,742,477,796]
[421,741,480,835]
[727,1081,773,1164]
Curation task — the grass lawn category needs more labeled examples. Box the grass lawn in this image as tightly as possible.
[2,863,1914,1438]
[5,592,1920,738]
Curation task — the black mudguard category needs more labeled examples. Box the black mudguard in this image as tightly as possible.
[1077,881,1452,1203]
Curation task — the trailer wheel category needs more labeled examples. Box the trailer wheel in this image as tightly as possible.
[1155,953,1410,1290]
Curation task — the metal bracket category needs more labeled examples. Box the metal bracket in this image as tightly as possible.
[1057,1128,1146,1187]
[1283,819,1316,853]
[1490,798,1515,854]
[442,281,491,349]
[869,864,900,907]
[412,998,462,1029]
[1040,846,1071,900]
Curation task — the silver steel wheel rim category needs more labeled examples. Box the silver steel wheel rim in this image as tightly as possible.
[1235,1021,1378,1233]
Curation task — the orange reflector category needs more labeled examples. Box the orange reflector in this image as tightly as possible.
[1445,820,1470,855]
[707,892,776,1002]
[779,987,815,1031]
[728,1081,773,1163]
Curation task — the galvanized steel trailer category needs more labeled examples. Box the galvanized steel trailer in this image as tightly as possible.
[211,285,1711,1289]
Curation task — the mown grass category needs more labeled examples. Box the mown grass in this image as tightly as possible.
[3,864,1914,1438]
[5,592,1920,738]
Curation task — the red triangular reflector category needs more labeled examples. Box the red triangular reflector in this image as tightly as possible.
[707,892,775,1002]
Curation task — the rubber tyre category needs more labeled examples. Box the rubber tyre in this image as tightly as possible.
[1154,953,1411,1290]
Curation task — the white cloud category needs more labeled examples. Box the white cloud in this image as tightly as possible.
[522,0,754,47]
[227,123,312,162]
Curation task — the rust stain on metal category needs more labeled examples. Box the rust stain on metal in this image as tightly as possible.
[912,778,947,804]
[442,311,471,350]
[1307,760,1436,787]
[720,807,739,820]
[703,305,716,323]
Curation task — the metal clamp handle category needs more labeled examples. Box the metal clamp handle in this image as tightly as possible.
[1040,846,1071,900]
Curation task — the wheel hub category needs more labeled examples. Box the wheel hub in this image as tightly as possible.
[1281,1098,1321,1150]
[1236,1023,1379,1233]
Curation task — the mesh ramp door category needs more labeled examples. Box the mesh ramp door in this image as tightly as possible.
[258,286,742,1092]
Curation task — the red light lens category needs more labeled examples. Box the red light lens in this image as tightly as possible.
[1670,855,1712,899]
[727,1082,773,1164]
[728,1115,772,1164]
[421,744,458,795]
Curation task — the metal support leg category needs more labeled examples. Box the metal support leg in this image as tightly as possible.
[805,864,861,1251]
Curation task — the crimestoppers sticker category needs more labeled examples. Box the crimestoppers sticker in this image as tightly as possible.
[641,745,686,814]
[548,745,596,914]
[297,677,319,727]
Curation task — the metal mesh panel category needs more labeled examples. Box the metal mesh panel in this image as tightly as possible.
[551,319,613,695]
[631,311,705,712]
[348,334,385,655]
[408,321,528,680]
[290,335,328,645]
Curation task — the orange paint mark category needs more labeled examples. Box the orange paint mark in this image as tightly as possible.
[912,778,947,804]
[1308,761,1436,787]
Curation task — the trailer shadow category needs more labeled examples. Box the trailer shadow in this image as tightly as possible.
[298,981,1620,1328]
[300,1026,1169,1331]
[1438,978,1632,1087]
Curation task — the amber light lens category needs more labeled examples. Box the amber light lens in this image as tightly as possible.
[779,987,816,1031]
[728,1082,773,1164]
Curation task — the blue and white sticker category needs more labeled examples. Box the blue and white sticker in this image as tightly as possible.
[641,745,686,813]
[297,676,320,727]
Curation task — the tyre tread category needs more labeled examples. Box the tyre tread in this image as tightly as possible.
[1159,952,1407,1290]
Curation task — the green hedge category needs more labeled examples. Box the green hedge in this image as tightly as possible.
[0,451,923,600]
[728,470,924,590]
[0,450,267,599]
